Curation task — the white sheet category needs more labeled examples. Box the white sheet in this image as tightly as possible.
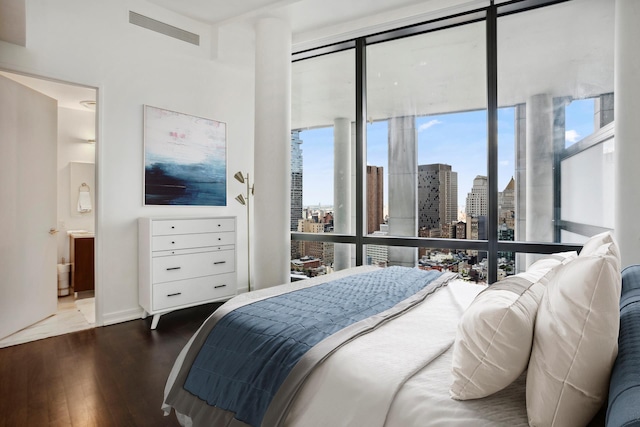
[282,279,526,427]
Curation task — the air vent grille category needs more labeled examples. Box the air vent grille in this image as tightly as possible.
[129,11,200,46]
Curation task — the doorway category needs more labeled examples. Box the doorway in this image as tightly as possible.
[0,70,98,347]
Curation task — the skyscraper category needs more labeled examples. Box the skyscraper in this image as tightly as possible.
[466,175,488,217]
[498,177,515,229]
[291,130,303,232]
[366,165,384,234]
[418,163,458,231]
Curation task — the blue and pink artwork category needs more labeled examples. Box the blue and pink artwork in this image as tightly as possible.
[144,105,226,206]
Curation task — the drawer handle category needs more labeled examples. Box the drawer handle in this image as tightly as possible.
[171,241,175,244]
[213,261,226,265]
[218,238,221,241]
[166,267,181,271]
[171,226,175,229]
[214,284,227,289]
[167,292,182,297]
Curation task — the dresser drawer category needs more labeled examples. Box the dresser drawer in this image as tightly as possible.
[152,218,235,236]
[153,273,236,311]
[152,232,235,251]
[152,249,235,284]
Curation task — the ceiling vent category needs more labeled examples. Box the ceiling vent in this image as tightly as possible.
[129,11,200,46]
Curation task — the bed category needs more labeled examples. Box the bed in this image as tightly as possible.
[163,232,636,427]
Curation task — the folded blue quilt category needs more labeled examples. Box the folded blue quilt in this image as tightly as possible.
[183,266,444,426]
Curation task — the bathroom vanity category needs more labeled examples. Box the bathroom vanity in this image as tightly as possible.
[69,232,95,293]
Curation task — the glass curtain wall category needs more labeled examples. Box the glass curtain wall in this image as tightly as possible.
[496,0,615,271]
[365,22,488,270]
[292,0,610,283]
[291,49,356,276]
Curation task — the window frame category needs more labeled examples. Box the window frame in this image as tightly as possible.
[290,0,584,283]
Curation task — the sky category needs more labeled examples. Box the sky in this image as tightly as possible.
[298,100,594,210]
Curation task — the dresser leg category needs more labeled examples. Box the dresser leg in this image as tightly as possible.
[141,311,148,319]
[150,313,161,330]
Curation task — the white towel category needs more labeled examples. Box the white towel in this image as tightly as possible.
[77,191,92,213]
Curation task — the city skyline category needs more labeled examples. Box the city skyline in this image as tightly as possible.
[296,99,595,211]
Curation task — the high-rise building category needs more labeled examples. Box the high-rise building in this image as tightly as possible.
[291,130,303,232]
[367,165,384,234]
[466,175,488,217]
[498,177,515,230]
[455,221,466,240]
[498,223,515,260]
[296,218,333,266]
[366,224,389,267]
[418,163,458,232]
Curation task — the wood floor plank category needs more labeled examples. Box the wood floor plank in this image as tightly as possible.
[0,302,220,427]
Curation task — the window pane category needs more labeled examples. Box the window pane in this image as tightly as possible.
[498,0,614,251]
[365,245,493,283]
[291,242,354,279]
[366,22,487,268]
[560,134,615,240]
[564,98,596,148]
[291,49,355,270]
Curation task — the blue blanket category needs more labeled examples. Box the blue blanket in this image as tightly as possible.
[183,266,443,426]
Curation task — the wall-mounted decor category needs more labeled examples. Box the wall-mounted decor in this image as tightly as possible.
[144,105,226,206]
[69,161,95,216]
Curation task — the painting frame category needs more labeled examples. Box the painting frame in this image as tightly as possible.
[143,105,227,206]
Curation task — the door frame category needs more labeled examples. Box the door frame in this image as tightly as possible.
[0,67,103,327]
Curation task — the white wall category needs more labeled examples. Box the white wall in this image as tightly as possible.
[0,0,256,325]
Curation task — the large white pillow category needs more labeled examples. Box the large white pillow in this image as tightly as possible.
[579,231,621,270]
[450,252,576,400]
[526,240,621,427]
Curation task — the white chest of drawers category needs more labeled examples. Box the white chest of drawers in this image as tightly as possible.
[138,216,237,329]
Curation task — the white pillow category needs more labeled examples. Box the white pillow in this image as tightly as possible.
[450,252,576,400]
[579,231,621,270]
[526,241,621,427]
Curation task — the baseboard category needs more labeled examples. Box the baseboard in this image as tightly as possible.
[102,307,145,326]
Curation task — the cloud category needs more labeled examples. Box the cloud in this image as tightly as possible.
[565,129,580,143]
[418,119,442,133]
[499,160,510,167]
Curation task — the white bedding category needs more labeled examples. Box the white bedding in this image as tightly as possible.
[284,279,528,427]
[163,268,529,427]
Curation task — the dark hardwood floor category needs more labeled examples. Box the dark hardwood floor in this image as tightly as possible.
[0,303,222,427]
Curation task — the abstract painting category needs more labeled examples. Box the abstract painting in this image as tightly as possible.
[144,105,226,206]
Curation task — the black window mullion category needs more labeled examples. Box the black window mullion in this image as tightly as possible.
[355,38,367,266]
[486,3,499,284]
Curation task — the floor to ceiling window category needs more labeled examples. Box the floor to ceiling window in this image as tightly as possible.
[291,0,614,283]
[497,0,614,271]
[366,22,487,269]
[291,48,356,276]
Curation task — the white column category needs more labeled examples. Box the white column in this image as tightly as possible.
[333,118,352,271]
[253,17,291,288]
[387,116,417,267]
[514,104,527,273]
[615,0,640,268]
[525,94,554,244]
